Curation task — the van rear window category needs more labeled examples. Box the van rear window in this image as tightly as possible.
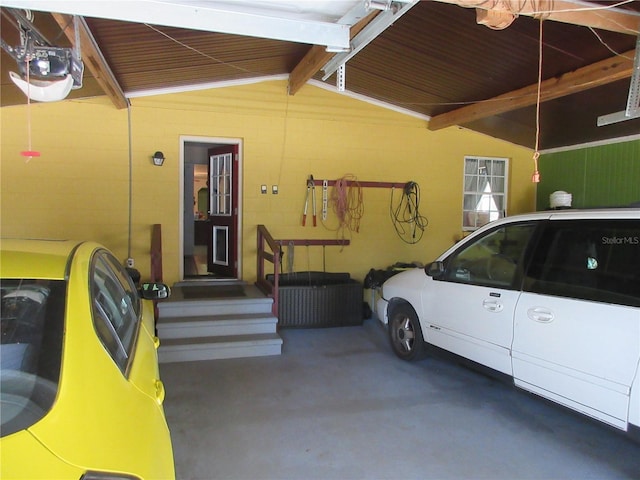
[524,220,640,307]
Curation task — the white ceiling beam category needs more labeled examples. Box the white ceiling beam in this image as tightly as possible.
[321,0,418,80]
[0,0,352,49]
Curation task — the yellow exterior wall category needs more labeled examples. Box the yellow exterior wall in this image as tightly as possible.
[1,80,535,285]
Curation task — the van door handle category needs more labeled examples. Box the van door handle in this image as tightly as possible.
[527,307,554,323]
[482,299,503,312]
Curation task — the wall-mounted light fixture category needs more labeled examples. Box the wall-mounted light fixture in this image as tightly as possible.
[152,151,165,166]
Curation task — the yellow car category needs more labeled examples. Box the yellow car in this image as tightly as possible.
[1,239,174,479]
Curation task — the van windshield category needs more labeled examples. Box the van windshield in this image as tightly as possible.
[0,279,65,437]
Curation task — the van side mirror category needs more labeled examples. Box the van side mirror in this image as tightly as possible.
[425,261,445,279]
[140,282,171,300]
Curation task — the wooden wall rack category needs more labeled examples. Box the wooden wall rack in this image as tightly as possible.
[310,179,407,189]
[276,239,349,247]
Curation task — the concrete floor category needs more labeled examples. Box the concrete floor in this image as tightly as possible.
[160,318,640,480]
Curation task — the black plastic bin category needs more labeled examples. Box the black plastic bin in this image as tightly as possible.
[266,272,363,328]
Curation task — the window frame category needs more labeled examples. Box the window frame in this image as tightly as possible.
[90,250,142,376]
[523,219,640,307]
[442,221,539,290]
[462,156,508,231]
[209,152,233,216]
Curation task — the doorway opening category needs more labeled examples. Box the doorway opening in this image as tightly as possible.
[181,137,242,281]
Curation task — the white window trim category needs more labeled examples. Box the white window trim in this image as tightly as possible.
[462,156,509,231]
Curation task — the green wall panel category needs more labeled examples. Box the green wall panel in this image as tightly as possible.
[537,139,640,210]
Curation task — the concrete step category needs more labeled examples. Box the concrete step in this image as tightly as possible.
[157,296,274,317]
[157,312,278,339]
[156,282,281,363]
[158,333,283,363]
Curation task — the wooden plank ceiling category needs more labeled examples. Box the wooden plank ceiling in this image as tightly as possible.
[1,1,639,150]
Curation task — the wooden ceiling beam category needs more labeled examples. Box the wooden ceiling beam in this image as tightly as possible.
[432,0,640,35]
[51,13,128,109]
[288,11,379,96]
[428,48,636,131]
[288,44,335,95]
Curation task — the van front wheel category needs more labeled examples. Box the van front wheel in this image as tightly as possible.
[388,303,426,361]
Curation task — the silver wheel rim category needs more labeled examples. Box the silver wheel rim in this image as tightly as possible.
[394,315,415,353]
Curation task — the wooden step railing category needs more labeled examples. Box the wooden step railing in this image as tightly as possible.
[255,224,349,316]
[150,224,163,322]
[255,225,281,315]
[150,224,163,282]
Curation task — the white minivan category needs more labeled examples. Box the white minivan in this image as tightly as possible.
[376,208,639,437]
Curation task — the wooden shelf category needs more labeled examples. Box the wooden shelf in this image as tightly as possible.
[277,239,349,246]
[310,179,407,189]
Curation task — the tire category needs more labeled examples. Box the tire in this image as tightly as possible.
[388,302,426,361]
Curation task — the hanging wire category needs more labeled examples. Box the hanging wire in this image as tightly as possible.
[277,95,291,187]
[390,181,429,244]
[322,245,326,273]
[588,26,634,60]
[144,23,252,74]
[24,58,33,158]
[20,56,40,160]
[307,243,312,272]
[286,241,294,274]
[531,18,544,183]
[127,102,134,261]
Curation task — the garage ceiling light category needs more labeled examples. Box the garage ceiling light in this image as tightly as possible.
[9,71,74,102]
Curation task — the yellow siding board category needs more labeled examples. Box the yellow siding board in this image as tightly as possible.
[1,80,534,283]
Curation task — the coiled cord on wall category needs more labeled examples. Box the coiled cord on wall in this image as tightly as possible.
[330,174,364,241]
[390,181,429,244]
